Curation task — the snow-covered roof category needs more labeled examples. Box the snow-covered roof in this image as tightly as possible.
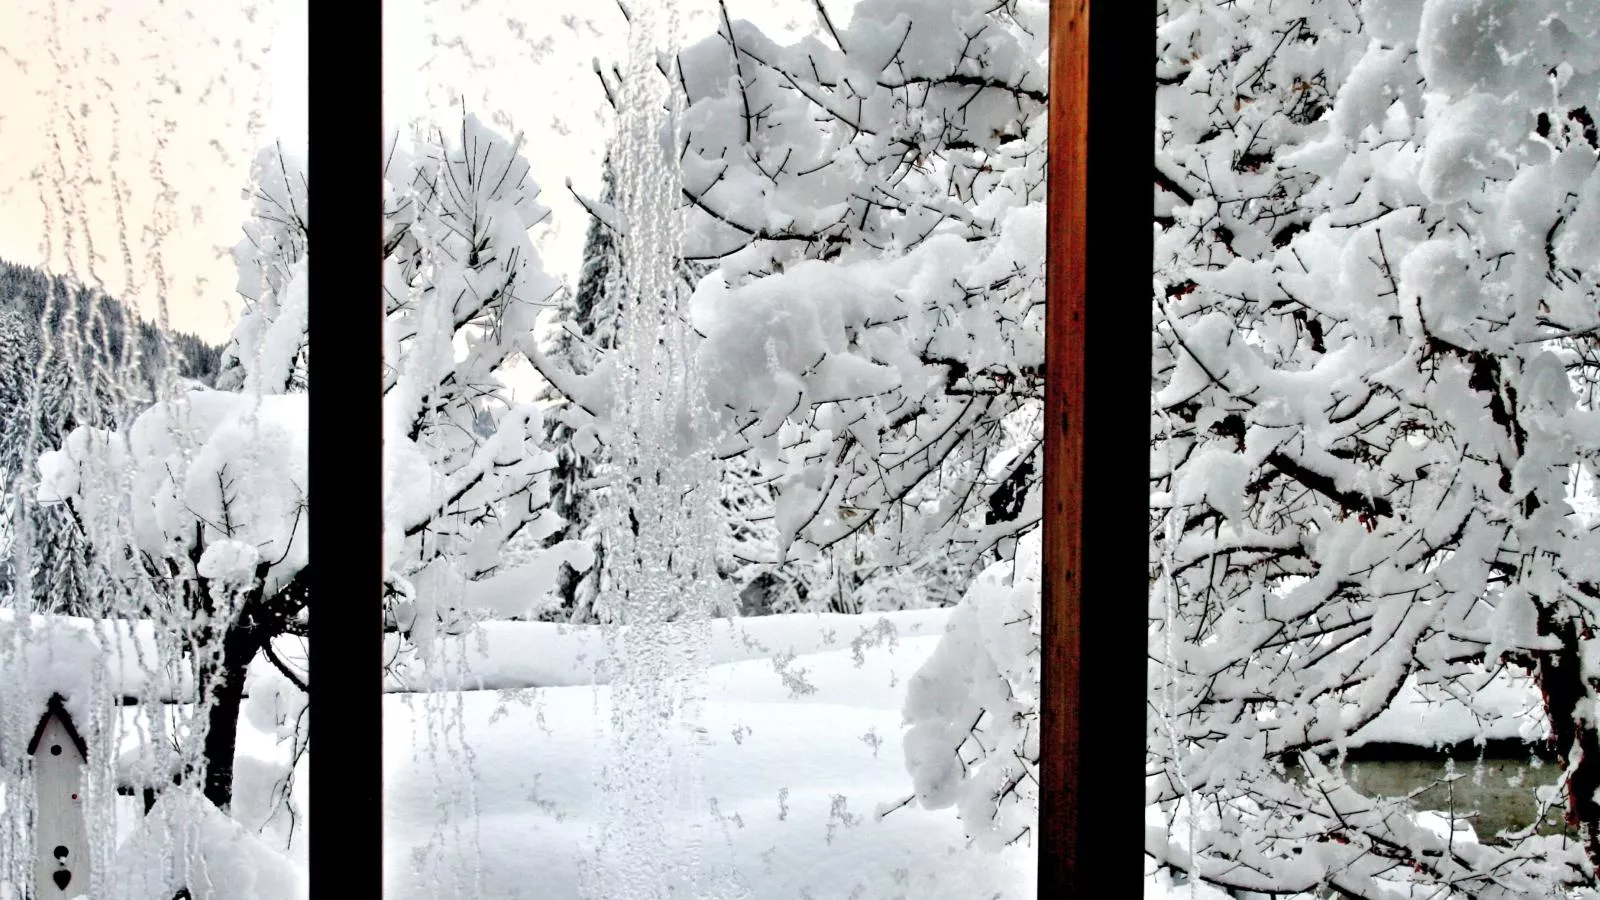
[26,693,88,759]
[0,611,193,713]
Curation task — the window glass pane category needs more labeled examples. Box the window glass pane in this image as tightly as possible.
[1,2,307,897]
[383,1,1042,896]
[1150,1,1600,895]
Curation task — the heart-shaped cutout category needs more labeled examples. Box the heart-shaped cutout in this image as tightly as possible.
[53,869,72,890]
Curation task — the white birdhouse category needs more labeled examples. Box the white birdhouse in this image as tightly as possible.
[28,694,90,900]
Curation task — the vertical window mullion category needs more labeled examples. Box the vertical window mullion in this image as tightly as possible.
[1042,1,1152,894]
[308,3,385,898]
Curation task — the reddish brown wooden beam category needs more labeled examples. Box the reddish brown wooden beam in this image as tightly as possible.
[1043,0,1149,894]
[1042,0,1089,892]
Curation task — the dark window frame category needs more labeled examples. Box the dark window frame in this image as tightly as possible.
[303,3,1152,897]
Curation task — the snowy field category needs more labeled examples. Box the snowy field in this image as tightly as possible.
[5,608,1037,898]
[8,605,1558,898]
[378,610,1035,898]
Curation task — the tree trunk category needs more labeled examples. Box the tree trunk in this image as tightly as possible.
[1536,608,1600,868]
[199,619,263,811]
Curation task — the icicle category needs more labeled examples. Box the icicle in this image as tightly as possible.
[586,1,741,897]
[3,4,288,896]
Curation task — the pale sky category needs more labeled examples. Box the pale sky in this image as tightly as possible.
[0,0,306,342]
[0,0,828,346]
[384,0,833,317]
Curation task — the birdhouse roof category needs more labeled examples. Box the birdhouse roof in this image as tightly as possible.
[27,692,89,759]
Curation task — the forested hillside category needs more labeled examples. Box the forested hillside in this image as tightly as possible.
[0,257,223,611]
[0,258,222,391]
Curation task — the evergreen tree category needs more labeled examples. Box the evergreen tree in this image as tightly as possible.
[537,150,622,622]
[0,258,223,613]
[0,258,223,396]
[534,149,735,622]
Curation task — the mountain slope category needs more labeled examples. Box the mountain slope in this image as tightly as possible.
[0,258,224,611]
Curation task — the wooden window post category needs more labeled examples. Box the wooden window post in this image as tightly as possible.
[307,2,383,898]
[1043,1,1150,894]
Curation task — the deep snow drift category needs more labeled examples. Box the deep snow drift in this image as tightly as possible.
[384,609,1036,899]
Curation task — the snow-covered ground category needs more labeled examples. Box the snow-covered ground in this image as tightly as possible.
[384,608,954,691]
[1,611,1031,897]
[382,609,1035,898]
[12,603,1562,897]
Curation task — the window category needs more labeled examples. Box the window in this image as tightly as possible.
[0,1,308,897]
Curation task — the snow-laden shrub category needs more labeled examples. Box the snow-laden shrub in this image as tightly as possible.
[901,530,1039,849]
[1150,0,1600,893]
[108,788,304,900]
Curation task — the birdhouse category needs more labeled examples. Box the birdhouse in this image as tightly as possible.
[27,694,90,899]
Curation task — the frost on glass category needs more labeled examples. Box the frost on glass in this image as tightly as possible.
[584,2,734,895]
[1151,0,1600,896]
[0,2,306,898]
[383,0,1041,896]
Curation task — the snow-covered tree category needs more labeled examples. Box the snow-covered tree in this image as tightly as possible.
[537,150,623,622]
[34,144,313,815]
[677,0,1046,603]
[531,0,1045,624]
[1146,0,1600,894]
[381,114,594,650]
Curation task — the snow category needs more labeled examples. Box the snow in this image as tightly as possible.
[0,611,193,709]
[389,608,953,691]
[1556,165,1600,272]
[1360,0,1425,46]
[1331,43,1416,137]
[1144,865,1238,900]
[90,607,1529,900]
[384,613,1034,898]
[1417,94,1519,204]
[1348,670,1547,748]
[108,788,305,900]
[902,532,1039,850]
[1402,238,1486,343]
[197,539,264,593]
[1417,0,1533,97]
[1173,445,1252,522]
